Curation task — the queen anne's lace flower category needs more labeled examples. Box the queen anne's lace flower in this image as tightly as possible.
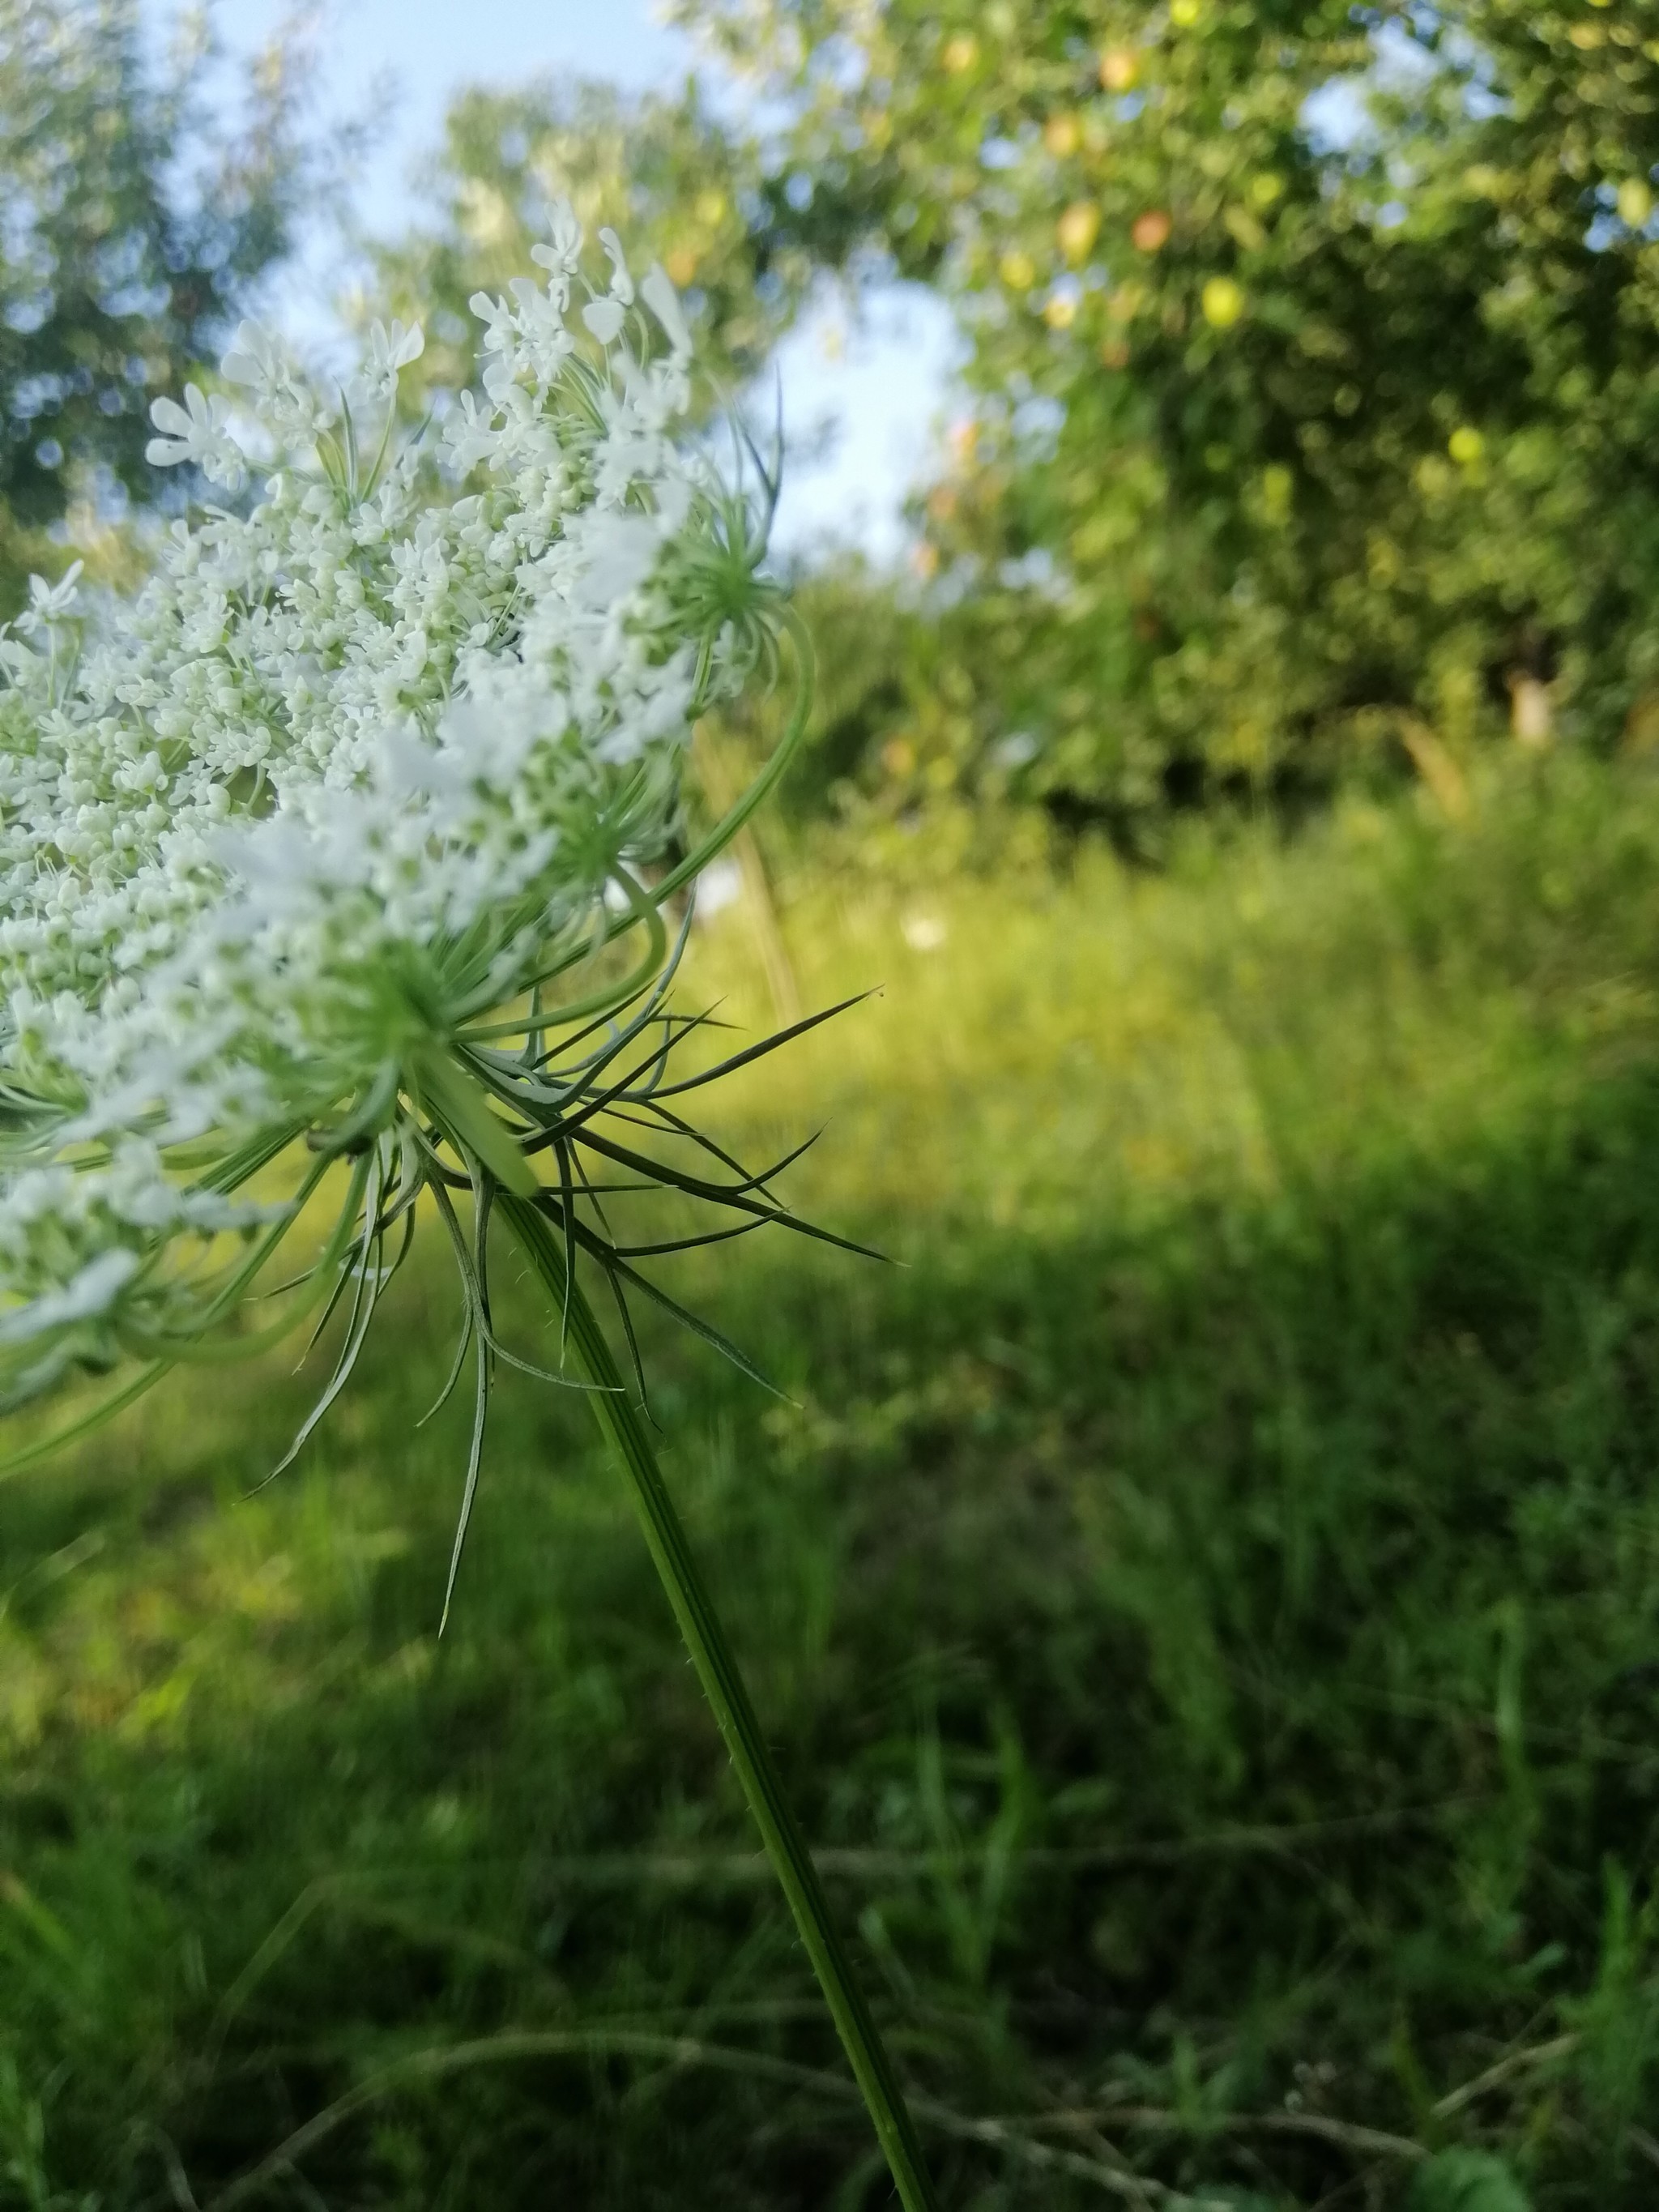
[15,561,83,637]
[0,213,942,2208]
[0,205,800,1426]
[143,385,247,488]
[364,317,426,400]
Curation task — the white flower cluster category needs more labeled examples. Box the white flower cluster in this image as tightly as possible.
[0,210,782,1407]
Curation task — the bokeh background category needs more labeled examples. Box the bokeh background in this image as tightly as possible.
[6,4,1659,2207]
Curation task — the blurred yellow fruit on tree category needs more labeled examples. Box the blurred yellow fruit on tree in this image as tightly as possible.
[1058,202,1101,263]
[1201,276,1244,328]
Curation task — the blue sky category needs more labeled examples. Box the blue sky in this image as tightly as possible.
[143,0,962,562]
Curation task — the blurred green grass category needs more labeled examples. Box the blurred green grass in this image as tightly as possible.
[6,758,1659,2208]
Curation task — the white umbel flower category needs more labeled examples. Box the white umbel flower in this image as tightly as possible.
[15,560,83,635]
[0,214,943,2207]
[364,317,426,399]
[144,385,246,487]
[0,204,804,1428]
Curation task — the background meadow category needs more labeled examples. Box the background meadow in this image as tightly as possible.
[6,3,1659,2206]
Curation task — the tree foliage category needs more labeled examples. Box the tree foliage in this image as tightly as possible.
[0,0,327,595]
[677,0,1659,824]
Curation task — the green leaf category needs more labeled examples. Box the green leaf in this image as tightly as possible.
[1407,2150,1530,2212]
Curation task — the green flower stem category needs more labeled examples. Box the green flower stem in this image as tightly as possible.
[498,1193,940,2212]
[414,1052,540,1197]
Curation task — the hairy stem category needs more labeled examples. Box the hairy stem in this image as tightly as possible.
[498,1192,940,2212]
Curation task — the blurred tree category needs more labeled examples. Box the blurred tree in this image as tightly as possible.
[0,0,333,606]
[673,0,1659,831]
[363,78,831,412]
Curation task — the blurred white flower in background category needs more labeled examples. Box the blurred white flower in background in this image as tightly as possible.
[901,912,949,954]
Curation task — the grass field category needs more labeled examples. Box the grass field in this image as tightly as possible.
[6,756,1659,2210]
